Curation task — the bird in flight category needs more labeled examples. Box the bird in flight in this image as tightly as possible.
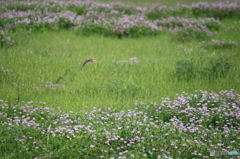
[82,58,98,67]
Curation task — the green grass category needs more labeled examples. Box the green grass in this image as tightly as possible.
[1,19,240,111]
[1,1,240,158]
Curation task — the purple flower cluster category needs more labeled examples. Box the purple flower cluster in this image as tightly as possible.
[0,30,15,47]
[155,17,220,35]
[31,81,65,91]
[182,1,240,18]
[41,81,65,88]
[0,89,239,158]
[0,0,239,45]
[147,1,240,19]
[200,39,238,49]
[117,57,139,64]
[1,66,14,74]
[156,89,239,130]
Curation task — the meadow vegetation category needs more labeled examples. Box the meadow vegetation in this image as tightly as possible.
[0,0,240,158]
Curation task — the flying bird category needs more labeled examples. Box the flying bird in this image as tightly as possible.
[82,58,98,67]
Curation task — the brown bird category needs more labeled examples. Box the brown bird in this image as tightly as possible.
[82,58,98,67]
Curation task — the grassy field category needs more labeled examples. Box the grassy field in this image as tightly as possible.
[1,23,240,111]
[0,0,240,158]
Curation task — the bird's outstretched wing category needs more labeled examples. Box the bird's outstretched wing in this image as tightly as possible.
[82,58,97,67]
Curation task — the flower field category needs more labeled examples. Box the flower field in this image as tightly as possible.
[1,0,239,45]
[1,90,239,158]
[0,0,240,158]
